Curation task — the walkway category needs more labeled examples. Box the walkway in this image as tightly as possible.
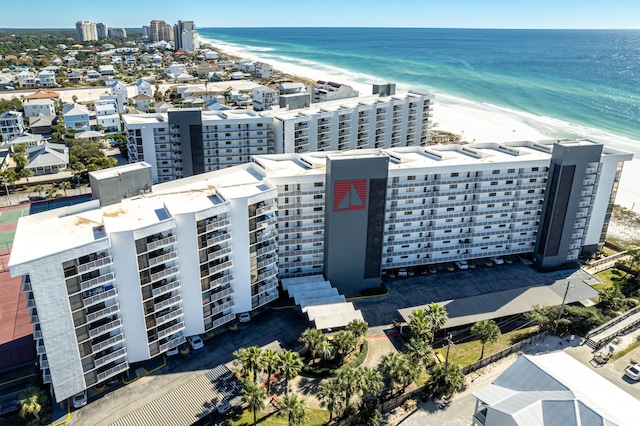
[586,306,640,349]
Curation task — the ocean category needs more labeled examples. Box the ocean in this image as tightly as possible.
[199,28,640,151]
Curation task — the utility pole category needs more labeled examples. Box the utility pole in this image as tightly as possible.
[444,333,455,371]
[554,281,573,335]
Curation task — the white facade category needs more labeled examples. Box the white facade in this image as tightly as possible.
[37,70,57,86]
[76,21,98,42]
[135,79,153,97]
[267,91,434,154]
[181,30,200,53]
[94,99,121,132]
[0,110,25,142]
[167,63,186,76]
[252,86,280,111]
[108,80,128,113]
[255,62,273,79]
[23,98,55,118]
[62,104,90,131]
[313,81,359,103]
[9,163,278,402]
[17,70,36,87]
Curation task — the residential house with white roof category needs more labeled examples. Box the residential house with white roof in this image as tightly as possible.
[278,82,306,94]
[132,94,154,112]
[252,86,279,111]
[312,81,359,103]
[135,79,153,97]
[23,98,55,118]
[87,70,102,83]
[108,80,128,113]
[94,99,121,133]
[254,62,273,79]
[4,132,43,150]
[17,70,37,87]
[0,111,25,142]
[62,104,90,132]
[37,70,57,87]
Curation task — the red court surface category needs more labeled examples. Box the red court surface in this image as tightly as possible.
[0,204,35,371]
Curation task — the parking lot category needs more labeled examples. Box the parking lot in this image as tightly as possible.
[353,259,576,326]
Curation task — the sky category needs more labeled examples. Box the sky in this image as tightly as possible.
[1,0,639,30]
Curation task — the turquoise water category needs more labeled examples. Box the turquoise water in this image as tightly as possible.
[199,28,640,147]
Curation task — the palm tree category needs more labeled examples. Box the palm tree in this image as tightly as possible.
[471,319,501,359]
[298,328,325,364]
[35,184,44,196]
[280,393,308,426]
[336,366,364,416]
[260,348,278,395]
[345,319,368,343]
[379,352,420,393]
[332,330,357,365]
[277,349,303,394]
[46,187,58,199]
[408,308,430,341]
[405,337,434,370]
[18,168,33,184]
[425,303,449,344]
[317,377,343,422]
[233,347,252,381]
[59,181,71,197]
[241,379,267,426]
[317,339,335,362]
[246,346,264,383]
[360,366,384,398]
[425,363,465,399]
[18,387,46,421]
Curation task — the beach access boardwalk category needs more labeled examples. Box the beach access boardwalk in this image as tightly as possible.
[586,306,640,349]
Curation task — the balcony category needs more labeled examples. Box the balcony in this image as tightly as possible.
[210,300,234,317]
[159,335,185,353]
[36,342,46,355]
[257,268,278,282]
[206,232,231,247]
[257,256,277,270]
[146,235,176,252]
[157,321,185,341]
[96,361,129,383]
[152,279,181,297]
[209,259,233,276]
[154,294,182,312]
[156,308,184,326]
[77,256,113,275]
[94,347,127,369]
[80,272,115,292]
[89,318,122,339]
[150,266,179,283]
[86,304,120,323]
[83,288,117,308]
[148,250,178,268]
[207,274,233,291]
[212,312,235,329]
[92,333,124,353]
[208,247,233,262]
[205,218,231,233]
[252,292,279,308]
[257,242,278,257]
[210,285,234,303]
[256,203,277,216]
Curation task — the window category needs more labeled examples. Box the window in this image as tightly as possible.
[484,225,491,229]
[528,189,535,193]
[449,184,458,189]
[486,214,494,218]
[491,181,498,186]
[314,207,323,211]
[314,182,323,187]
[402,234,410,238]
[526,200,533,204]
[446,207,454,212]
[443,240,451,244]
[408,175,416,180]
[444,229,452,233]
[406,187,415,193]
[314,195,323,199]
[499,224,506,228]
[502,202,510,206]
[445,218,453,222]
[492,170,500,174]
[505,191,512,195]
[482,236,490,240]
[313,218,322,223]
[451,172,459,177]
[529,178,537,183]
[402,244,409,248]
[489,192,497,197]
[506,180,513,185]
[404,211,413,215]
[406,199,414,204]
[508,168,515,173]
[501,213,508,217]
[532,167,539,171]
[487,203,495,208]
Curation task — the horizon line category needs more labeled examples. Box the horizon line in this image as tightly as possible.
[1,26,640,31]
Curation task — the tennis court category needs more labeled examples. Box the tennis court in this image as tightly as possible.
[0,230,15,249]
[0,207,29,225]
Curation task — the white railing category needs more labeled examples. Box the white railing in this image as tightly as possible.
[154,294,182,312]
[205,218,231,233]
[152,279,181,297]
[148,251,178,268]
[208,247,233,262]
[212,313,235,329]
[86,304,120,323]
[257,243,277,257]
[94,348,127,369]
[83,288,117,307]
[150,266,179,283]
[256,203,276,216]
[80,273,115,292]
[257,269,278,282]
[96,361,129,383]
[89,319,122,339]
[209,260,233,276]
[207,275,233,291]
[91,333,124,353]
[157,322,185,340]
[159,335,185,353]
[210,286,234,303]
[210,300,234,316]
[77,256,113,274]
[206,232,231,247]
[147,235,176,252]
[156,308,183,326]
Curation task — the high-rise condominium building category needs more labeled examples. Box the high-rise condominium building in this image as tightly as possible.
[123,109,274,184]
[9,139,631,401]
[149,20,173,42]
[96,23,108,39]
[173,20,196,51]
[76,21,98,42]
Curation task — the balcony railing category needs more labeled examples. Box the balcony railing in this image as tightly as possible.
[256,268,278,283]
[80,273,115,292]
[157,322,185,341]
[86,304,120,323]
[150,266,179,283]
[89,319,122,339]
[156,308,184,326]
[210,286,234,303]
[94,348,127,369]
[152,279,181,297]
[148,251,178,268]
[159,335,185,353]
[206,274,233,291]
[256,203,276,216]
[77,256,113,275]
[210,300,235,317]
[146,235,176,252]
[208,247,233,262]
[253,292,279,308]
[92,333,124,353]
[205,218,231,233]
[83,288,117,307]
[257,243,278,257]
[212,312,235,329]
[209,260,233,276]
[36,342,46,355]
[206,232,231,247]
[96,361,129,383]
[154,294,182,312]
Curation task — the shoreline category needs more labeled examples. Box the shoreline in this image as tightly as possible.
[203,36,640,211]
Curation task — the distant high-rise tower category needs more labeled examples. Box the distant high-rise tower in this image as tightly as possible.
[75,21,98,42]
[96,23,108,40]
[173,20,196,51]
[142,25,150,37]
[149,20,173,42]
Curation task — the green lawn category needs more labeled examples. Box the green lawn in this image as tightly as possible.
[224,407,329,426]
[435,326,538,368]
[593,269,625,292]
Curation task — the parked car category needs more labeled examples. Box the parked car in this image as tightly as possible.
[217,400,231,414]
[455,260,469,270]
[239,312,251,323]
[72,390,87,408]
[106,376,120,386]
[397,268,408,277]
[187,335,204,350]
[166,346,179,356]
[491,256,505,265]
[625,363,640,381]
[0,400,20,419]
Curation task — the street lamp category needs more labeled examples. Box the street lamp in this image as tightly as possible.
[554,281,574,335]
